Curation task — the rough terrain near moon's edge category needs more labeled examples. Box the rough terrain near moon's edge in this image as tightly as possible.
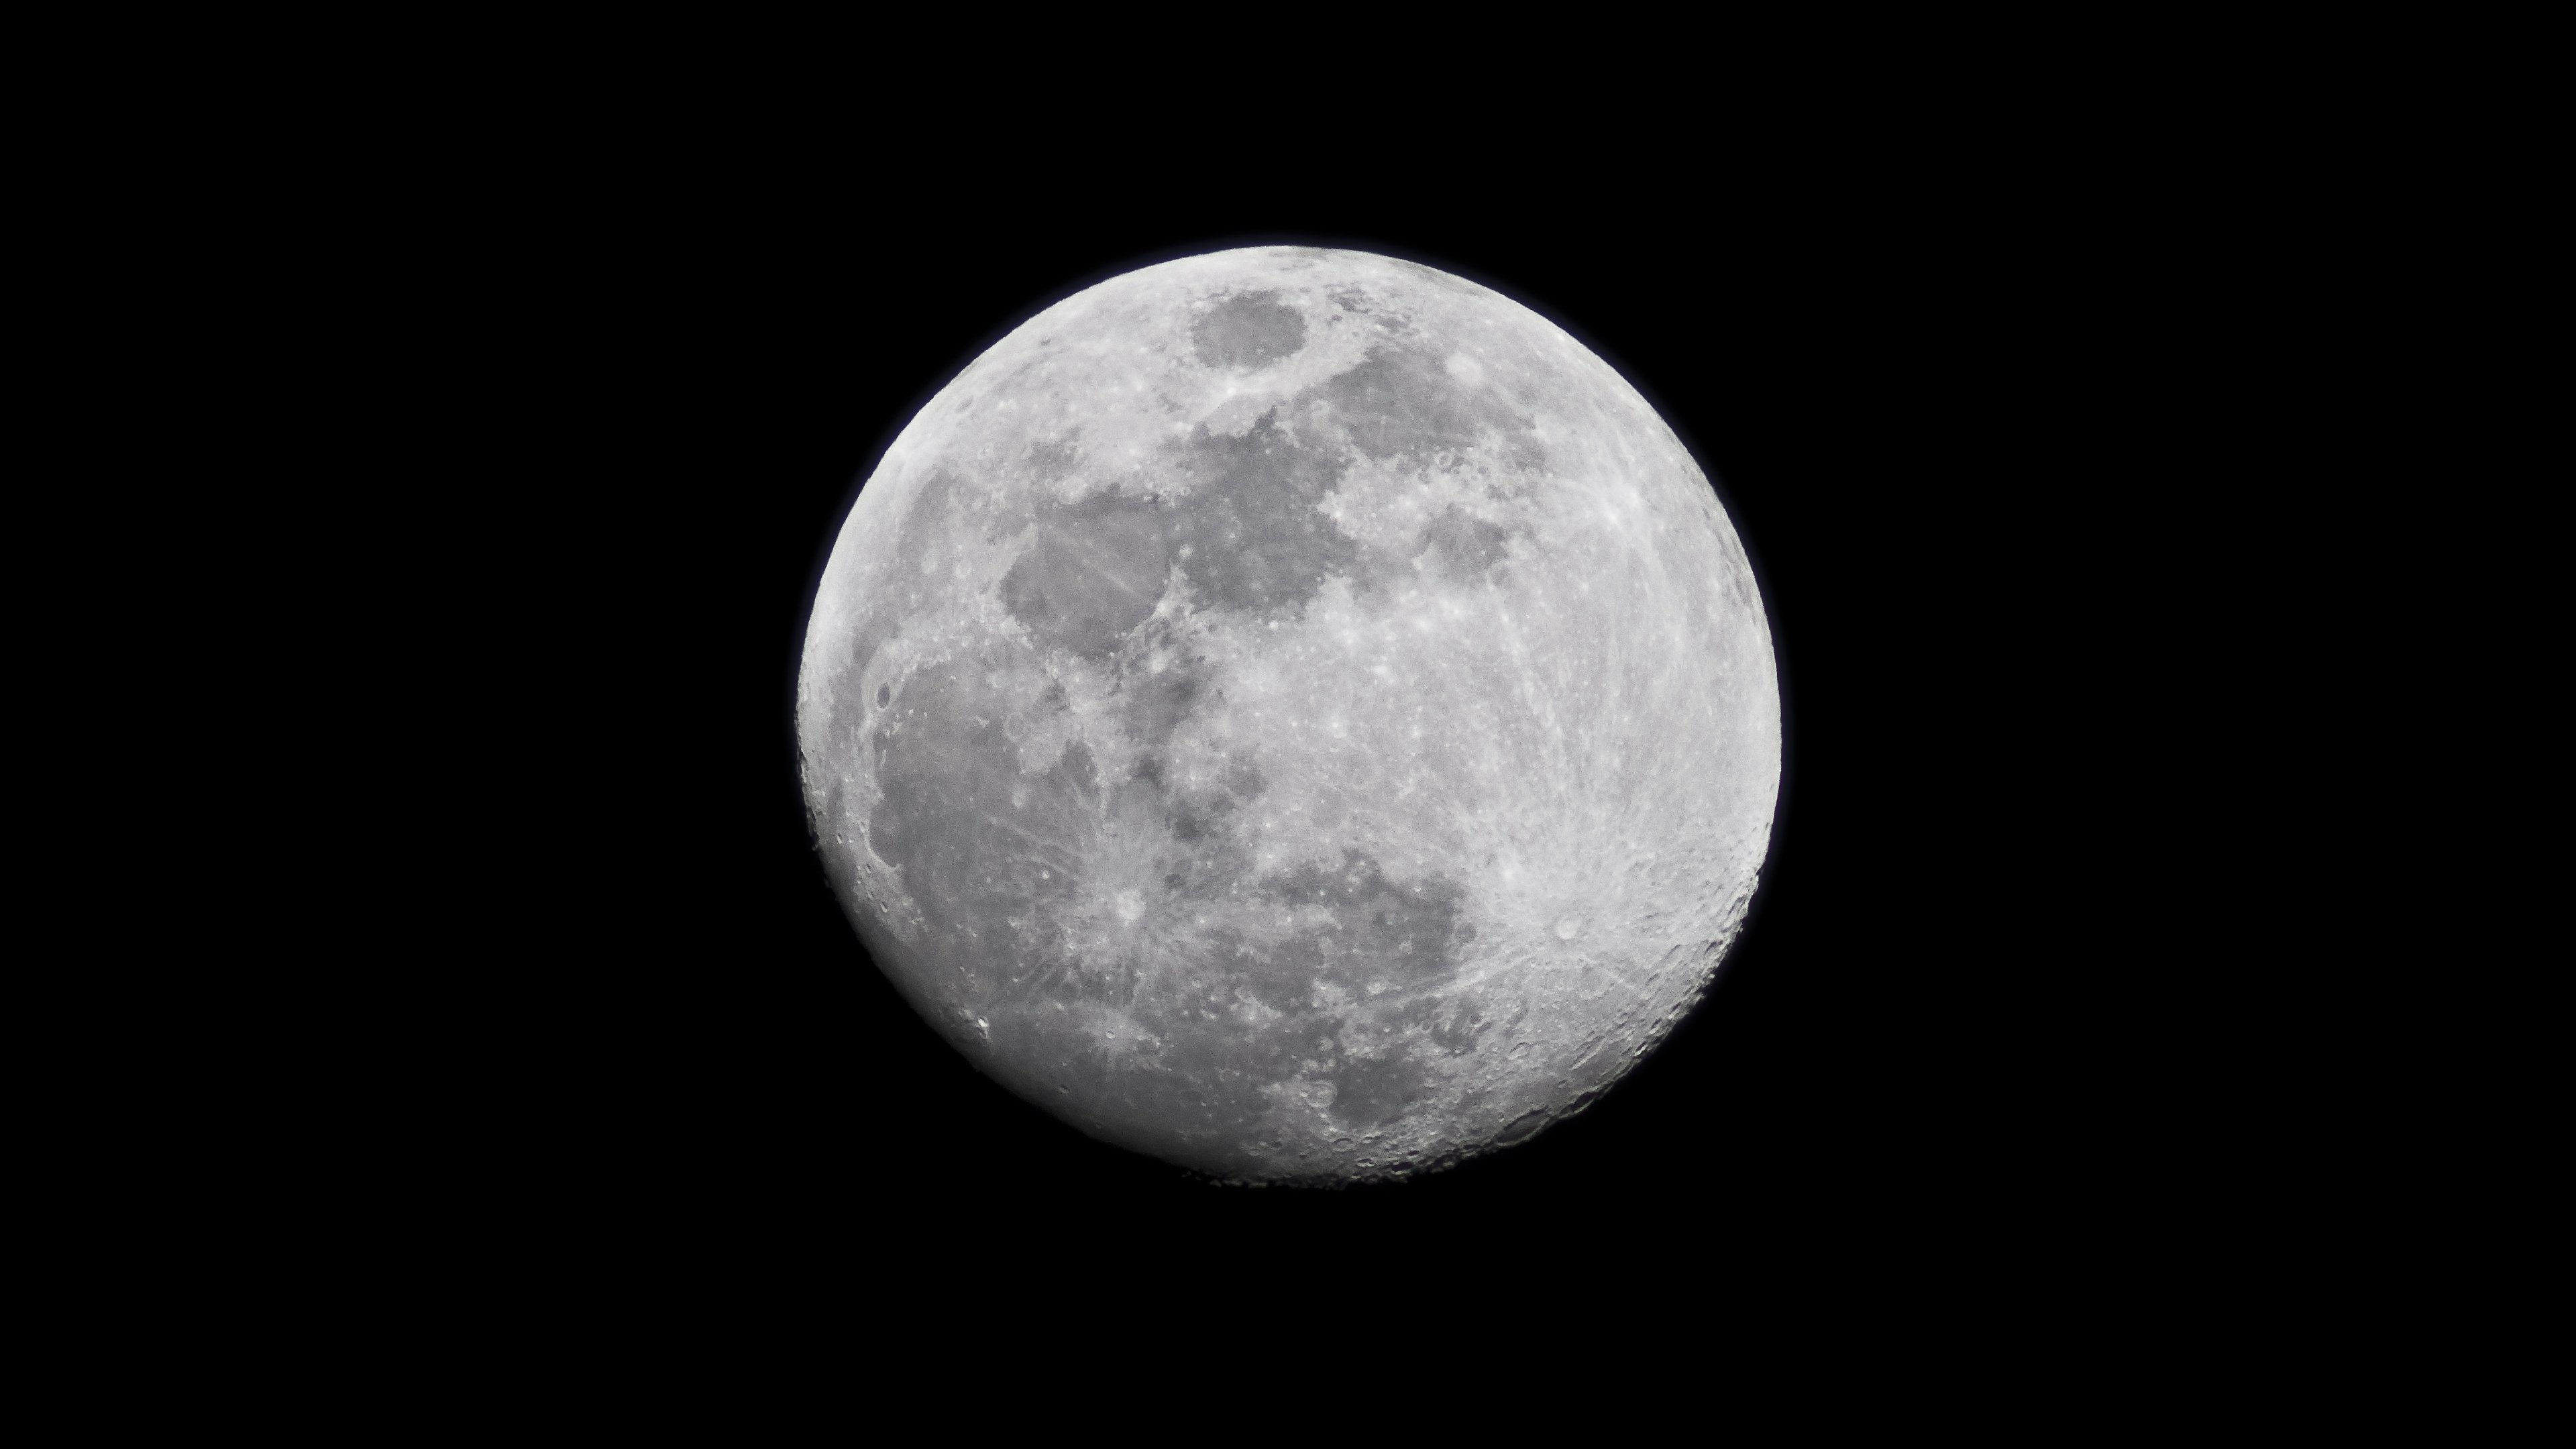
[798,249,1779,1185]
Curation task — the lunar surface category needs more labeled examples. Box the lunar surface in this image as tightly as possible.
[798,248,1779,1184]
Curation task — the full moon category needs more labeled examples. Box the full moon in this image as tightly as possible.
[798,248,1779,1183]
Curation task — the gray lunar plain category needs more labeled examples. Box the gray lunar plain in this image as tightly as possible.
[798,248,1779,1183]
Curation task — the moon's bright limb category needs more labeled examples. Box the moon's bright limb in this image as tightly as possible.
[798,248,1779,1183]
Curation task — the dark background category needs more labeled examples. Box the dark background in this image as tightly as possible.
[472,166,2117,1296]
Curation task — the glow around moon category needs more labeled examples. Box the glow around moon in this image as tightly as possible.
[798,248,1779,1183]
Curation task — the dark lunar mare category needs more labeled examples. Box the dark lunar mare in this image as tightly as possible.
[866,661,1092,1002]
[1191,290,1307,371]
[999,492,1169,657]
[1165,410,1357,619]
[1307,345,1529,465]
[1415,506,1514,582]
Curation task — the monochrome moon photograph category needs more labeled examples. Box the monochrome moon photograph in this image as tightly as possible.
[794,247,1782,1185]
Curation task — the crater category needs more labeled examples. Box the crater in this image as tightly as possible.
[1191,290,1307,371]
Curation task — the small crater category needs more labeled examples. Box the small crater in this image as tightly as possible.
[875,682,890,708]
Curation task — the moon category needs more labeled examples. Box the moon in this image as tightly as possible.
[798,248,1779,1184]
